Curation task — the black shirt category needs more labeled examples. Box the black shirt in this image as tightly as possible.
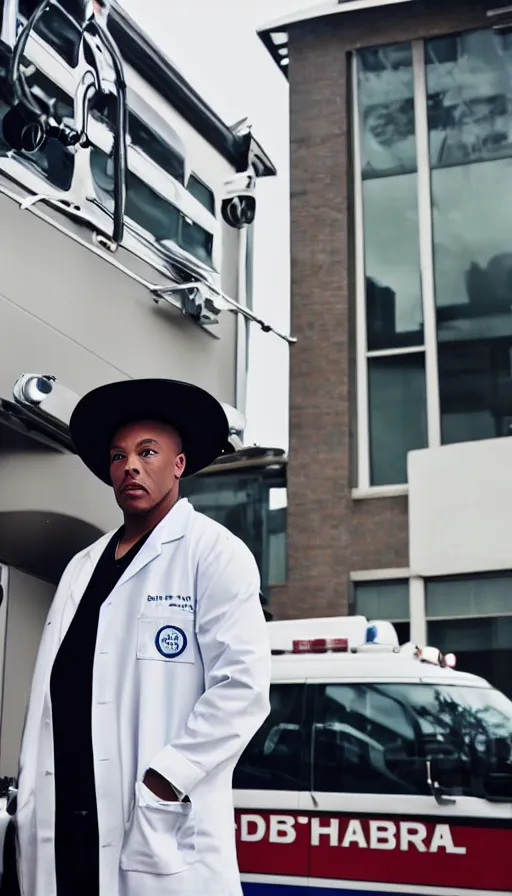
[50,527,152,894]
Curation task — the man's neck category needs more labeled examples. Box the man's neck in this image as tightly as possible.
[121,492,180,545]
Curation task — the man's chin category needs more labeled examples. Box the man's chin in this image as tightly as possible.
[115,493,153,514]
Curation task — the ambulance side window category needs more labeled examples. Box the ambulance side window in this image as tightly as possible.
[233,684,307,790]
[312,683,428,795]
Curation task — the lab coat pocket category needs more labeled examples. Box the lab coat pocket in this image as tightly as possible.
[136,616,195,664]
[120,781,195,875]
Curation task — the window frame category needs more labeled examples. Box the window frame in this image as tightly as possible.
[353,40,442,491]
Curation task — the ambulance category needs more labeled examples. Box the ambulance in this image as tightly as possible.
[233,616,512,896]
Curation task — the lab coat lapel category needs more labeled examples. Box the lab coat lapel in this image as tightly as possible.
[116,497,192,588]
[65,531,114,613]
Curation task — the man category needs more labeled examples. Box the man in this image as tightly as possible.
[15,378,271,896]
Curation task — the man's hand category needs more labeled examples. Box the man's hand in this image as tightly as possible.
[143,768,179,801]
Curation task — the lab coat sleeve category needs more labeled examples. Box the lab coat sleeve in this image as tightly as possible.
[148,531,271,796]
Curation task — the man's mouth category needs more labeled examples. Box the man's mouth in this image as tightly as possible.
[121,483,148,495]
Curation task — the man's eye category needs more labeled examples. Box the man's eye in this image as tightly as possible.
[111,453,123,464]
[140,448,156,458]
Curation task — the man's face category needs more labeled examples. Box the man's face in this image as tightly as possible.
[110,420,186,515]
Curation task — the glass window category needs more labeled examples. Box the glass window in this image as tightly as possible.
[427,575,512,698]
[19,0,81,68]
[368,353,428,485]
[427,572,512,619]
[313,682,512,798]
[180,217,213,267]
[181,465,287,596]
[426,29,512,446]
[89,107,186,187]
[233,684,306,791]
[428,616,512,700]
[268,487,287,586]
[313,683,426,795]
[90,147,213,265]
[187,173,215,215]
[354,580,410,642]
[129,113,185,185]
[357,43,424,352]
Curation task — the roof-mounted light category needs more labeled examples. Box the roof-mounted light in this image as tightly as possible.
[417,646,457,669]
[293,637,348,655]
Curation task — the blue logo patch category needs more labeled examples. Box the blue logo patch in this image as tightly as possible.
[155,625,187,658]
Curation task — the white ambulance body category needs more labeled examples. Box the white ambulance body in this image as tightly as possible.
[234,617,512,896]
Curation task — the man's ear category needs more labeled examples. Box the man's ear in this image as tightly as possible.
[175,452,186,480]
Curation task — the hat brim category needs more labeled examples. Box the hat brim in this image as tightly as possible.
[69,379,230,485]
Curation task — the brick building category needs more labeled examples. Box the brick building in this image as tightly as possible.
[253,0,512,698]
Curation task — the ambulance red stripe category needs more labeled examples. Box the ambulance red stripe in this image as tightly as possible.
[235,811,512,892]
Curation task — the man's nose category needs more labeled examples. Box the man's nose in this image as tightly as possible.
[123,454,141,475]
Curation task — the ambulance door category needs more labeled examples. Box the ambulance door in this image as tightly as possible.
[303,679,512,896]
[234,679,311,895]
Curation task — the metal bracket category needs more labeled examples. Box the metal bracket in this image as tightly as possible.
[426,760,456,806]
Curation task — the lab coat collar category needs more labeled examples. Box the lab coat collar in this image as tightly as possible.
[84,497,193,588]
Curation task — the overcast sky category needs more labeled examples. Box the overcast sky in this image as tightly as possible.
[121,0,307,451]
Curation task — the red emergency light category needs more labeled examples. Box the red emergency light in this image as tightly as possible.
[292,638,349,654]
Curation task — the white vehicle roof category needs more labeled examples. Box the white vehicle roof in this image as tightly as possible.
[268,615,492,689]
[271,653,491,687]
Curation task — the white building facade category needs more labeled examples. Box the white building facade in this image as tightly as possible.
[0,0,279,777]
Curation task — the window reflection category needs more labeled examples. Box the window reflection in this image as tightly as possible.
[234,684,305,791]
[19,0,81,68]
[90,103,187,187]
[187,173,215,215]
[180,466,287,596]
[313,683,512,797]
[368,353,428,486]
[363,176,423,350]
[129,114,185,185]
[358,43,417,177]
[90,147,213,266]
[428,615,512,702]
[313,683,422,795]
[357,43,424,352]
[426,29,512,445]
[354,580,410,641]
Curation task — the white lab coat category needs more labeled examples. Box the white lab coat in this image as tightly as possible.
[16,498,271,896]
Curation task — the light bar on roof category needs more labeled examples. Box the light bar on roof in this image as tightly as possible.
[293,637,348,654]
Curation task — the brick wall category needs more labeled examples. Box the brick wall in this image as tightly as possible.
[279,0,492,620]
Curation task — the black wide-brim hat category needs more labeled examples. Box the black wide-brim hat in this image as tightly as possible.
[69,379,230,484]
